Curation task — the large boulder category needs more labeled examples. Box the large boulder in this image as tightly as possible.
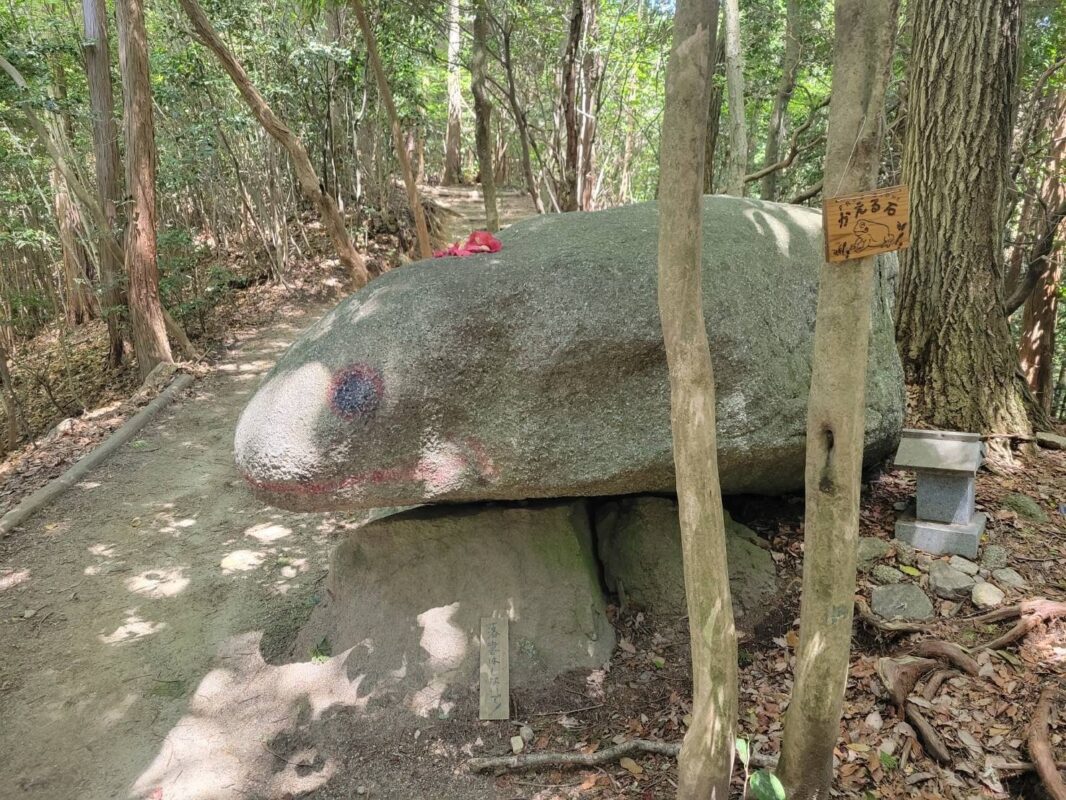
[236,197,904,511]
[289,500,614,712]
[594,496,778,627]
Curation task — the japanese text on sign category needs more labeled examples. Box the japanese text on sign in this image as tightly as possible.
[822,185,910,263]
[479,617,509,720]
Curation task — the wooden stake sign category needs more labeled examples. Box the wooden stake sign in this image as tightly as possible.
[823,185,910,263]
[478,617,509,720]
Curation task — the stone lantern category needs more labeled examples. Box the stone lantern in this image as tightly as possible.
[893,429,986,558]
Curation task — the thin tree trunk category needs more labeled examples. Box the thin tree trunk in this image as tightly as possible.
[761,0,800,201]
[657,1,735,797]
[0,343,20,452]
[177,0,371,284]
[50,167,97,324]
[776,2,899,798]
[703,15,726,194]
[350,0,433,259]
[500,20,544,213]
[895,0,1029,439]
[559,0,584,211]
[82,0,126,365]
[471,0,499,231]
[577,0,601,210]
[720,0,747,196]
[116,0,173,380]
[443,0,463,185]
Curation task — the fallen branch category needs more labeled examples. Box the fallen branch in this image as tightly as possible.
[905,703,951,764]
[973,598,1066,651]
[856,597,928,634]
[876,656,939,711]
[467,738,776,774]
[911,640,980,676]
[1028,687,1066,800]
[742,97,831,184]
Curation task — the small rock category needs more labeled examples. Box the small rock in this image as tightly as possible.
[1036,431,1066,450]
[948,555,979,576]
[928,561,975,599]
[22,608,35,619]
[992,567,1027,589]
[893,540,917,567]
[1002,493,1049,523]
[355,787,368,796]
[972,582,1005,609]
[519,725,535,745]
[915,553,934,572]
[864,710,884,731]
[872,565,906,585]
[871,584,934,621]
[510,735,525,754]
[939,600,960,618]
[980,545,1009,570]
[893,501,908,512]
[858,537,892,570]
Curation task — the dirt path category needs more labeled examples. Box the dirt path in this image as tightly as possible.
[0,191,538,800]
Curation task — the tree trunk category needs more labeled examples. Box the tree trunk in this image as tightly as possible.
[177,0,371,284]
[761,0,800,201]
[776,2,899,798]
[471,0,499,232]
[443,0,463,186]
[500,20,545,213]
[116,0,173,380]
[719,0,747,196]
[657,1,735,798]
[50,167,97,325]
[0,343,21,452]
[702,15,726,194]
[895,0,1029,439]
[559,0,584,211]
[82,0,126,365]
[577,0,601,211]
[350,0,434,258]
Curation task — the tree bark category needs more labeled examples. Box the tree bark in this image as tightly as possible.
[471,0,499,232]
[116,0,173,380]
[702,14,726,194]
[559,0,585,211]
[777,2,899,798]
[719,0,747,197]
[576,0,601,210]
[350,0,434,258]
[443,0,463,186]
[82,0,126,365]
[657,1,735,798]
[761,0,800,201]
[895,0,1030,438]
[177,0,371,284]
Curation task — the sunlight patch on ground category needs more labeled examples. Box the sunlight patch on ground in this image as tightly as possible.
[220,549,266,573]
[125,567,190,598]
[132,632,369,800]
[89,543,118,558]
[245,522,292,543]
[100,611,167,645]
[0,568,30,591]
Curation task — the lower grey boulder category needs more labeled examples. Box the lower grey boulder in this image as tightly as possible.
[291,500,614,714]
[593,496,777,626]
[235,196,904,512]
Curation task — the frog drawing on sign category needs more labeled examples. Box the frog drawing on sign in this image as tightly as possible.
[852,218,894,252]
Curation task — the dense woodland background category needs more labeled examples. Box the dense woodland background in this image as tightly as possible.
[0,0,1064,458]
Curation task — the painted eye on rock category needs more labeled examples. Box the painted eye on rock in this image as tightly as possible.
[329,364,384,420]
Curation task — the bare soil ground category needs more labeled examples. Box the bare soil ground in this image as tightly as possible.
[0,189,1063,800]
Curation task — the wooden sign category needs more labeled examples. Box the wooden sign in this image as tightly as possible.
[478,617,509,720]
[823,185,910,263]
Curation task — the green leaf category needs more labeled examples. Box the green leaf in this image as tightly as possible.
[899,565,921,576]
[879,751,899,770]
[748,769,787,800]
[310,636,332,663]
[735,737,750,769]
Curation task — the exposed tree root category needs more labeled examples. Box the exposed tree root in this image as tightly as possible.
[467,738,776,774]
[855,597,929,635]
[920,669,958,701]
[905,702,951,764]
[973,598,1066,651]
[1028,687,1066,800]
[876,656,939,711]
[911,640,980,676]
